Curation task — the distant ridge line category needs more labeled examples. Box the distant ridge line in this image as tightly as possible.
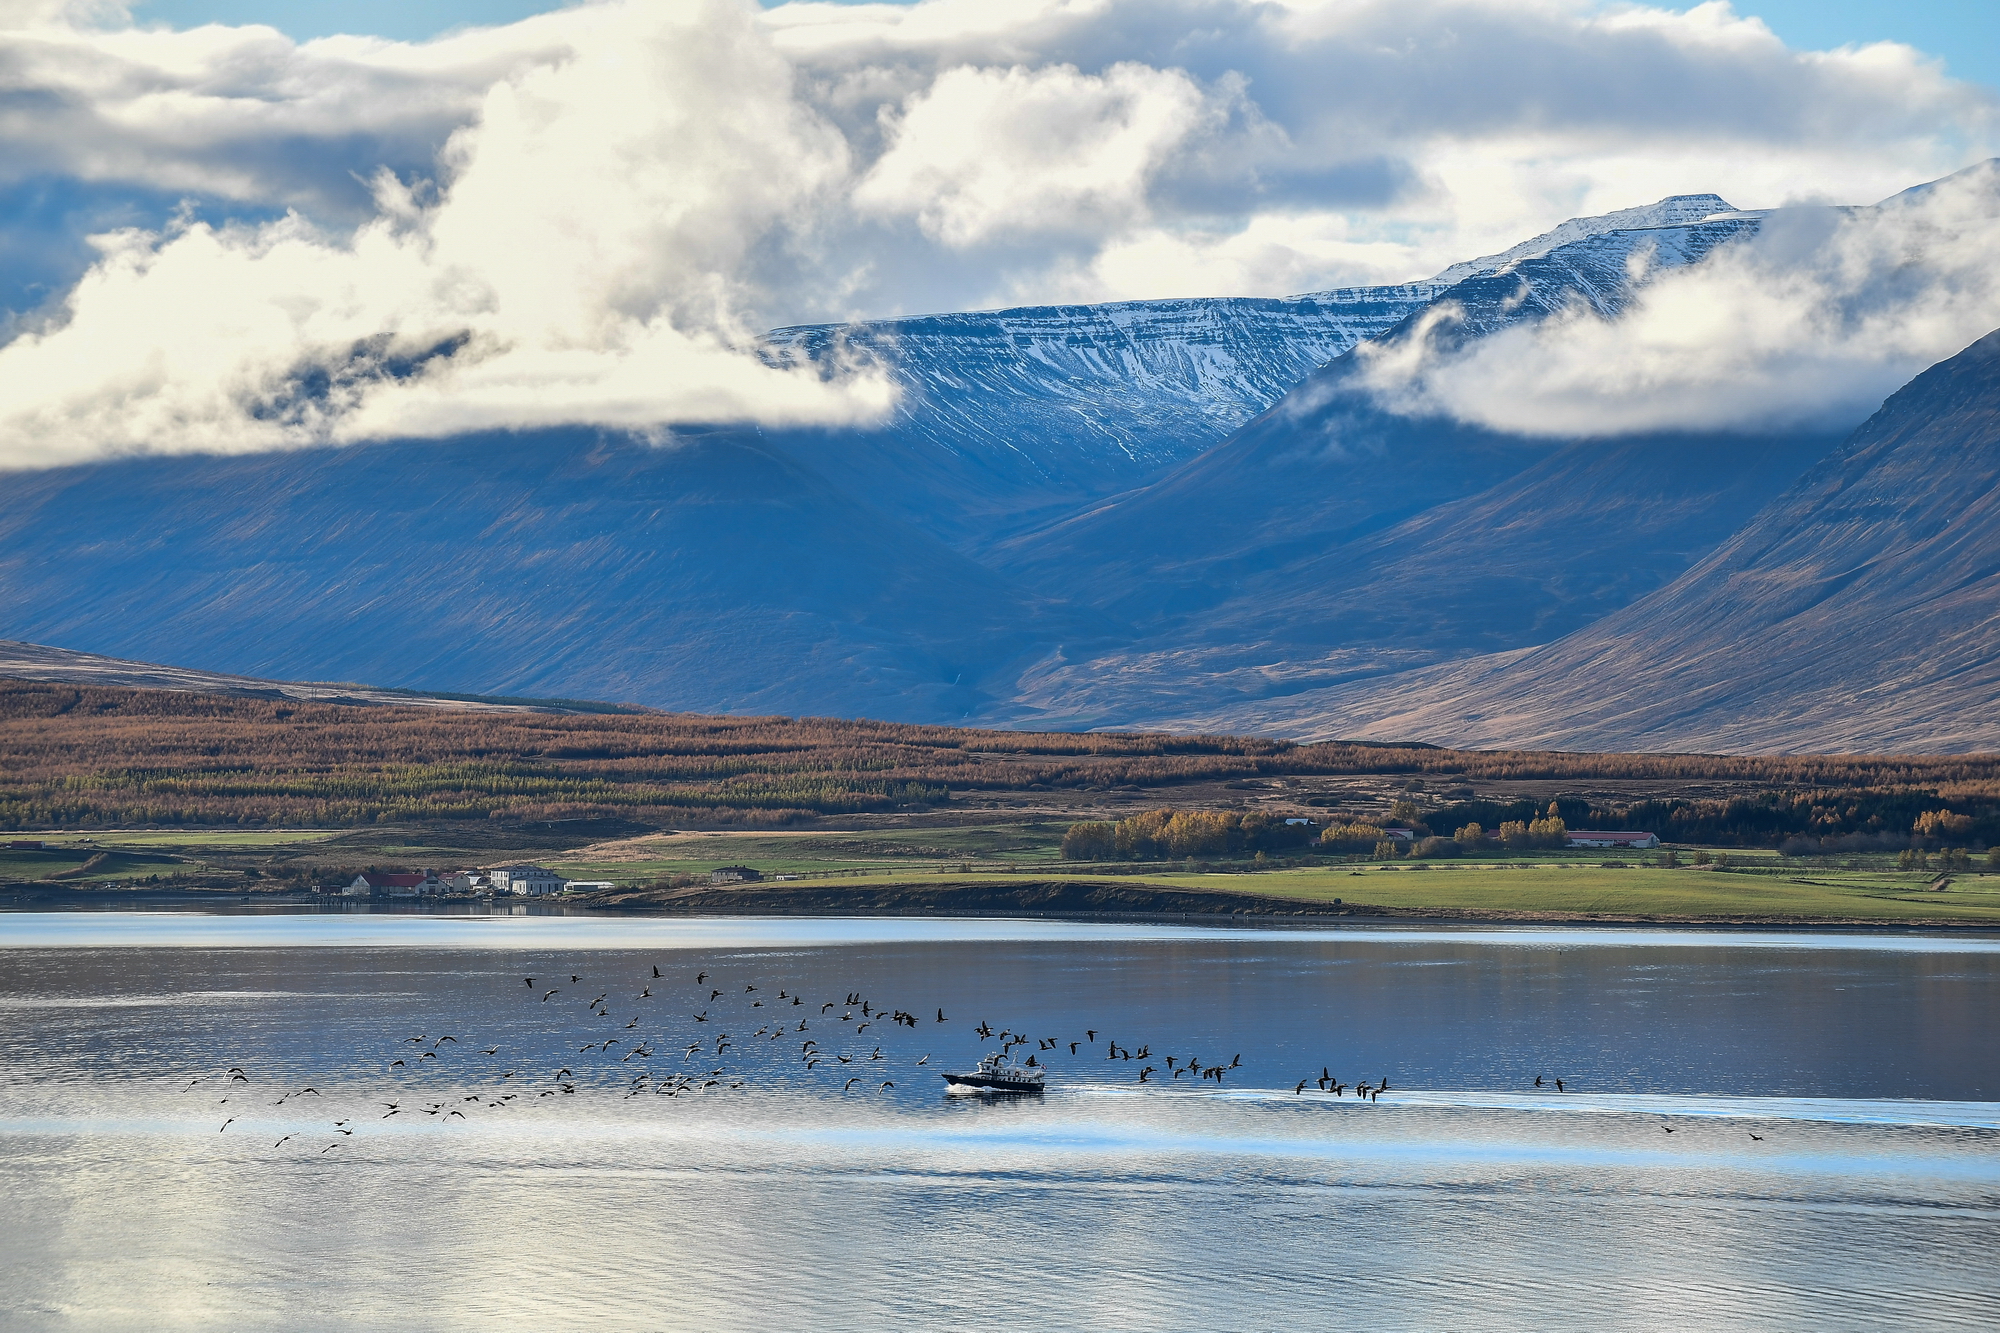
[0,639,642,715]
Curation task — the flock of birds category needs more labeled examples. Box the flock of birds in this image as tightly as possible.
[182,958,1763,1151]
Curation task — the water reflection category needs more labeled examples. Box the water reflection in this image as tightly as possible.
[0,918,1996,1330]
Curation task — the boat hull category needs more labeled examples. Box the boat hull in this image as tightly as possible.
[940,1072,1044,1094]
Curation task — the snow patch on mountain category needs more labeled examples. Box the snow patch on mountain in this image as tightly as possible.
[1423,193,1741,289]
[764,287,1439,475]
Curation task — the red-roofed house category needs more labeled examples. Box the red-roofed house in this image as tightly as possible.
[343,871,442,897]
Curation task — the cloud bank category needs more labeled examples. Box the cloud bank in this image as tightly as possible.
[0,0,1996,464]
[1357,161,2000,436]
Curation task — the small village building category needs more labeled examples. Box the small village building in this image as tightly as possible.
[490,864,563,896]
[1566,830,1661,850]
[709,865,763,885]
[344,871,442,897]
[563,880,616,893]
[441,871,491,894]
[1381,828,1415,842]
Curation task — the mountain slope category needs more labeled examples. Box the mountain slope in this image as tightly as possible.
[0,429,1080,720]
[993,425,1837,729]
[762,194,1743,552]
[1241,328,2000,753]
[992,204,1766,614]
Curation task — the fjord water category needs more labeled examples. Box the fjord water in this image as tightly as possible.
[2,914,1996,1330]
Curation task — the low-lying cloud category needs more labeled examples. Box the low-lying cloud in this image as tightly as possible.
[1358,161,2000,437]
[0,0,898,464]
[0,0,1997,465]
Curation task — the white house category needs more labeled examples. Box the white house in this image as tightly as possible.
[490,864,563,896]
[563,880,616,894]
[1566,831,1661,850]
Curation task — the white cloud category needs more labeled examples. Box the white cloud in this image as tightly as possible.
[853,61,1214,248]
[1355,160,2000,436]
[0,0,895,465]
[0,0,1998,465]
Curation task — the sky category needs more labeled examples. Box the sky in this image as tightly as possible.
[125,0,2000,86]
[1,0,1998,466]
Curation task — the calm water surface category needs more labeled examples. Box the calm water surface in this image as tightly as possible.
[1,912,1995,1331]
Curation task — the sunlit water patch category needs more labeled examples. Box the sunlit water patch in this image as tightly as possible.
[1,910,1996,1330]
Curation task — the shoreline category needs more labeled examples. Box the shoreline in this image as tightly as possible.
[6,879,1996,933]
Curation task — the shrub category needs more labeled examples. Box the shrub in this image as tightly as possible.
[1321,822,1386,851]
[1914,809,1974,840]
[1411,836,1458,859]
[1060,821,1115,861]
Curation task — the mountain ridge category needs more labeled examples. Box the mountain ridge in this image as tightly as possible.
[1183,327,2000,753]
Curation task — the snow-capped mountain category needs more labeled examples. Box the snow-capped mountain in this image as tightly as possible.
[1424,193,1742,288]
[1,184,1913,736]
[763,287,1440,483]
[757,194,1756,518]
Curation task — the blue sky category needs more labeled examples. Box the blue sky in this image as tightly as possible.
[128,1,2000,88]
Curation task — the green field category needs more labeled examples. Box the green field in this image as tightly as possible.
[7,816,1993,923]
[622,859,2000,924]
[0,845,188,883]
[11,830,342,849]
[535,825,2000,923]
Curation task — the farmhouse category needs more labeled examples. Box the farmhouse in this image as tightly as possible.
[343,870,442,897]
[490,864,563,896]
[709,865,763,885]
[1566,830,1661,850]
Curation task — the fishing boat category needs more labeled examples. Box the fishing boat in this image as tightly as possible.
[940,1050,1046,1094]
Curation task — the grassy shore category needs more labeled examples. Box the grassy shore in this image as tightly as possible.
[608,861,2000,925]
[7,820,1998,925]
